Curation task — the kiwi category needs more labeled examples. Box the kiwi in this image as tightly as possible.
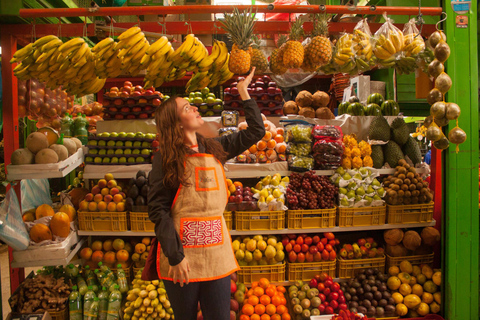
[433,136,450,150]
[428,59,444,78]
[435,72,452,94]
[404,179,411,185]
[411,197,419,204]
[404,198,411,205]
[398,174,406,180]
[398,190,405,197]
[409,184,416,191]
[427,88,443,106]
[391,184,400,191]
[448,127,467,145]
[404,191,412,198]
[395,179,403,185]
[401,184,409,191]
[434,41,450,62]
[445,102,461,120]
[407,172,414,179]
[429,30,446,48]
[434,116,450,127]
[413,190,421,197]
[426,124,443,142]
[430,101,446,119]
[423,115,434,128]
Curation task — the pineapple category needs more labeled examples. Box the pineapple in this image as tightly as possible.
[221,8,255,74]
[251,36,268,74]
[270,35,288,75]
[283,19,305,69]
[302,42,317,72]
[309,14,333,67]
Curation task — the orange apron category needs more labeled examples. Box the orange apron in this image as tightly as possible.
[156,153,240,282]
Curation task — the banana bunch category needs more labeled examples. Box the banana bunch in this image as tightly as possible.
[114,27,148,76]
[352,29,375,72]
[395,56,417,75]
[332,34,355,73]
[93,37,122,79]
[374,30,404,68]
[143,36,174,88]
[403,33,425,57]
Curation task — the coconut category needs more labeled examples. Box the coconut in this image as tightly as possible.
[428,30,446,49]
[435,72,452,94]
[35,148,59,164]
[283,101,299,115]
[433,137,450,150]
[426,88,443,106]
[434,41,450,62]
[428,59,444,78]
[298,107,315,118]
[403,230,422,251]
[312,91,330,109]
[421,227,441,246]
[448,126,466,145]
[445,102,461,120]
[295,90,313,108]
[62,138,77,156]
[11,148,35,165]
[49,144,69,161]
[386,244,408,257]
[384,228,404,246]
[26,132,50,154]
[315,107,335,119]
[70,137,83,150]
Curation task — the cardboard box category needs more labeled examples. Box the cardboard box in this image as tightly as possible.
[6,312,52,320]
[349,75,371,104]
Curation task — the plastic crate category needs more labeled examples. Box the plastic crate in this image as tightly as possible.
[337,255,386,279]
[234,211,285,231]
[78,211,127,231]
[386,252,434,269]
[48,307,69,320]
[224,211,233,230]
[287,207,336,229]
[132,265,144,277]
[237,262,286,285]
[130,212,155,232]
[337,206,386,227]
[111,262,132,281]
[387,202,434,224]
[287,260,336,281]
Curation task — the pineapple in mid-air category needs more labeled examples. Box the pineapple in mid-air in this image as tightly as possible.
[221,8,255,74]
[251,36,268,73]
[270,35,288,75]
[309,13,332,66]
[283,19,305,69]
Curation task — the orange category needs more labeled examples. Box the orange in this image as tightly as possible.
[251,315,260,320]
[257,140,267,151]
[271,314,281,320]
[240,315,250,320]
[248,295,259,306]
[246,288,254,298]
[252,281,259,289]
[259,278,270,289]
[266,286,277,297]
[260,315,270,320]
[266,304,276,316]
[242,304,255,316]
[276,305,287,315]
[281,313,291,320]
[274,134,284,143]
[275,142,287,154]
[271,296,282,307]
[234,181,243,188]
[280,297,287,306]
[254,304,266,315]
[249,145,258,154]
[276,128,285,136]
[260,295,271,306]
[276,286,286,294]
[266,139,277,150]
[262,131,273,141]
[253,287,265,297]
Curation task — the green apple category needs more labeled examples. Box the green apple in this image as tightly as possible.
[127,157,136,163]
[107,149,115,155]
[99,149,107,155]
[116,141,124,147]
[135,132,145,139]
[103,157,111,164]
[206,97,215,104]
[119,157,127,164]
[111,157,119,164]
[207,93,215,100]
[136,157,145,163]
[124,149,132,155]
[194,92,203,98]
[98,140,107,146]
[126,132,136,138]
[125,141,133,147]
[201,87,210,95]
[146,133,156,140]
[212,103,223,110]
[189,92,196,99]
[118,132,127,138]
[132,149,140,155]
[110,132,118,138]
[141,141,151,148]
[100,132,110,138]
[133,141,142,148]
[141,149,151,155]
[205,111,214,116]
[86,156,94,162]
[115,149,124,155]
[89,149,98,155]
[107,140,116,147]
[87,140,98,146]
[94,157,103,163]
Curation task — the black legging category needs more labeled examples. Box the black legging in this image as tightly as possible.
[163,275,231,320]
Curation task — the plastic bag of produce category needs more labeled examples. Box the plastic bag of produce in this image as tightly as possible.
[284,123,313,142]
[373,13,404,68]
[0,188,30,250]
[312,125,343,140]
[286,142,312,157]
[313,153,342,170]
[288,155,314,172]
[352,18,376,73]
[21,179,52,213]
[313,139,344,156]
[396,18,426,75]
[332,33,356,74]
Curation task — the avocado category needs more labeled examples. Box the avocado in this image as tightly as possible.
[135,195,146,206]
[128,178,136,188]
[128,184,139,199]
[136,176,146,188]
[125,197,135,211]
[136,170,147,179]
[141,184,149,198]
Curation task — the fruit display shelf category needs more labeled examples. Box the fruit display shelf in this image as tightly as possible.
[186,89,224,117]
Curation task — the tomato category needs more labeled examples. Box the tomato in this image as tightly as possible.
[317,283,325,292]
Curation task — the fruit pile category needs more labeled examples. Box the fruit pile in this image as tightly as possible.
[341,268,397,318]
[11,131,82,165]
[387,261,441,317]
[338,238,384,260]
[185,87,223,117]
[288,280,323,318]
[329,310,368,320]
[252,174,289,211]
[131,237,154,269]
[342,135,372,169]
[86,132,156,165]
[79,173,127,213]
[26,204,75,243]
[338,94,399,117]
[226,180,257,211]
[126,171,150,211]
[382,160,432,206]
[384,227,440,258]
[103,82,163,120]
[224,76,283,116]
[311,272,347,315]
[79,237,132,269]
[312,125,344,169]
[124,269,174,320]
[286,171,338,210]
[283,233,338,263]
[232,235,285,266]
[332,167,385,208]
[239,278,289,320]
[235,118,287,163]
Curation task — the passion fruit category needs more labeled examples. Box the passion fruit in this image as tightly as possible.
[426,123,443,142]
[448,127,467,145]
[445,102,461,120]
[435,72,452,94]
[427,88,443,105]
[428,59,444,78]
[428,30,446,49]
[430,101,446,119]
[434,41,450,63]
[433,137,450,150]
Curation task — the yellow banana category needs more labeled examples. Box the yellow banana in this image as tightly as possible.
[146,36,169,56]
[390,32,403,52]
[59,38,85,52]
[116,32,145,51]
[153,42,173,59]
[131,41,150,64]
[92,37,114,53]
[382,39,396,55]
[374,46,392,60]
[33,35,59,48]
[36,60,51,73]
[213,41,228,70]
[171,34,195,60]
[41,38,63,53]
[11,43,34,62]
[118,26,141,41]
[70,43,90,64]
[198,41,220,69]
[73,56,88,68]
[33,49,43,60]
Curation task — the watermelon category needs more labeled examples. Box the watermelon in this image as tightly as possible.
[365,103,382,116]
[348,96,360,103]
[381,100,400,116]
[338,102,350,115]
[347,102,365,116]
[367,93,384,106]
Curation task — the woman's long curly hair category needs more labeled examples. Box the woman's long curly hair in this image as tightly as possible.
[155,96,228,188]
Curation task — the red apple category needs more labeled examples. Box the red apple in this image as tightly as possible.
[324,279,333,288]
[126,115,136,119]
[321,238,328,245]
[329,300,338,310]
[268,102,277,108]
[282,237,289,247]
[309,278,318,288]
[224,87,231,93]
[234,194,243,203]
[337,296,346,304]
[124,81,133,87]
[325,244,333,252]
[255,87,264,94]
[120,91,130,98]
[231,87,239,95]
[145,90,154,96]
[127,99,136,105]
[321,250,330,260]
[152,98,161,106]
[110,87,119,92]
[114,99,123,106]
[329,251,336,260]
[301,244,309,253]
[230,280,237,294]
[313,252,322,262]
[293,244,301,253]
[139,98,147,104]
[317,242,325,252]
[121,107,130,113]
[329,292,339,301]
[339,303,348,311]
[318,305,325,314]
[228,196,236,203]
[318,293,326,302]
[267,87,276,94]
[323,288,331,297]
[309,246,318,255]
[297,253,305,263]
[132,107,142,112]
[134,85,143,92]
[304,237,313,246]
[145,106,153,111]
[139,113,149,119]
[132,91,142,97]
[329,239,336,247]
[261,94,269,101]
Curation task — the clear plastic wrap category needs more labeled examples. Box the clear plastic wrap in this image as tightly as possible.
[219,127,239,137]
[312,125,343,140]
[313,139,344,156]
[352,19,376,73]
[285,123,313,142]
[313,153,342,170]
[0,189,30,251]
[373,14,404,68]
[221,110,239,127]
[288,155,314,172]
[286,142,312,157]
[332,33,356,73]
[395,18,426,75]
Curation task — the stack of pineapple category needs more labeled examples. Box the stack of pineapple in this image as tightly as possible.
[342,134,373,169]
[302,14,333,72]
[270,19,305,74]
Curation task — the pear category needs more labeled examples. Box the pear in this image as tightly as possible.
[244,251,253,262]
[255,182,263,190]
[366,186,375,194]
[274,250,285,262]
[354,173,362,180]
[280,182,286,187]
[339,187,347,195]
[335,177,341,186]
[246,239,257,251]
[372,179,381,187]
[232,240,241,251]
[356,187,366,196]
[359,167,368,175]
[348,181,357,190]
[251,188,260,194]
[336,167,346,175]
[343,173,352,180]
[253,249,263,261]
[367,169,372,175]
[257,240,267,251]
[260,189,269,199]
[262,175,272,186]
[271,176,280,186]
[373,195,382,201]
[274,173,281,180]
[281,176,290,183]
[365,196,373,205]
[341,198,350,206]
[273,188,282,198]
[377,188,386,197]
[355,195,363,202]
[235,250,245,261]
[266,195,275,203]
[347,190,356,199]
[259,196,266,203]
[265,245,277,259]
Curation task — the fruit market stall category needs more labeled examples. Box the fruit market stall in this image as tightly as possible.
[0,3,478,320]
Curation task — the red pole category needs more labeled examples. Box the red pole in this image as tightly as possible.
[430,147,442,268]
[1,31,25,293]
[18,5,443,19]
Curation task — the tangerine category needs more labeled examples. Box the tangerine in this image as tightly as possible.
[251,315,260,320]
[266,286,277,297]
[248,295,259,306]
[249,145,258,154]
[254,304,265,315]
[276,286,286,294]
[253,287,265,297]
[266,304,276,316]
[274,134,284,143]
[275,142,287,154]
[276,128,285,136]
[266,139,277,150]
[242,304,255,316]
[259,278,270,289]
[280,297,287,306]
[91,250,104,263]
[234,181,243,188]
[271,296,282,307]
[246,289,255,298]
[262,131,273,141]
[271,314,281,320]
[240,315,250,320]
[252,282,259,289]
[276,305,287,315]
[281,313,291,320]
[257,140,267,151]
[259,295,271,306]
[260,315,270,320]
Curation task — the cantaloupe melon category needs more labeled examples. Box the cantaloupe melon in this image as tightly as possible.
[70,137,83,150]
[50,212,70,238]
[35,148,59,164]
[11,148,35,165]
[30,223,53,243]
[62,138,77,156]
[26,132,49,154]
[49,144,69,161]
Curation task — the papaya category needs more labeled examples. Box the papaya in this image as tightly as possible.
[30,223,53,243]
[59,204,77,222]
[35,204,55,220]
[50,212,71,238]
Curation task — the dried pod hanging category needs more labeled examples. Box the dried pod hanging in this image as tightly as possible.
[435,72,452,94]
[448,124,467,153]
[426,121,443,142]
[428,30,446,49]
[428,59,444,78]
[434,41,450,63]
[433,136,450,150]
[427,88,444,105]
[445,102,461,120]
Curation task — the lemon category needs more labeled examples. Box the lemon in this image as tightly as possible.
[253,249,263,261]
[404,294,421,309]
[417,302,429,316]
[400,260,413,274]
[422,292,433,304]
[409,276,417,286]
[257,240,267,251]
[399,283,412,296]
[417,273,427,285]
[421,265,433,279]
[274,250,285,262]
[396,304,408,316]
[392,292,404,304]
[434,292,441,304]
[432,271,441,286]
[430,301,441,313]
[412,284,424,296]
[398,272,412,284]
[389,266,400,276]
[244,251,253,263]
[235,249,245,261]
[387,276,401,290]
[246,239,257,252]
[267,237,277,246]
[423,280,438,294]
[265,245,276,259]
[412,265,422,276]
[239,243,246,251]
[232,240,240,251]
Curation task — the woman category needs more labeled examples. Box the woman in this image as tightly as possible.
[148,68,265,320]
